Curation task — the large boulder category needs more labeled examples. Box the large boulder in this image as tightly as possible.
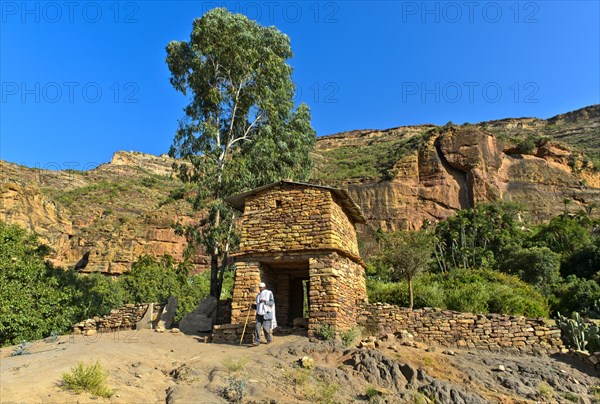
[158,296,178,329]
[179,296,218,334]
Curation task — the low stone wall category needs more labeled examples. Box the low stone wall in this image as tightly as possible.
[212,323,254,344]
[72,303,163,335]
[358,304,564,354]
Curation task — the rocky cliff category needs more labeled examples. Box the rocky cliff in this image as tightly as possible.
[1,105,598,273]
[0,152,205,274]
[313,104,600,231]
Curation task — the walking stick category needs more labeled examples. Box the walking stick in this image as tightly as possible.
[240,304,252,346]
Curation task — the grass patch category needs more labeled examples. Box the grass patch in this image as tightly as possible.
[283,367,312,386]
[562,391,580,402]
[422,355,435,368]
[305,380,339,404]
[537,381,554,400]
[223,356,249,374]
[60,360,113,398]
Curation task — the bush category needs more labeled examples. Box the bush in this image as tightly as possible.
[0,222,86,346]
[367,279,407,306]
[500,247,562,296]
[367,269,549,317]
[552,275,600,316]
[79,273,127,319]
[60,360,113,398]
[316,324,335,341]
[445,282,490,314]
[340,328,360,348]
[120,255,182,303]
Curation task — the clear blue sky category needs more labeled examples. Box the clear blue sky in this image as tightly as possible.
[1,1,599,169]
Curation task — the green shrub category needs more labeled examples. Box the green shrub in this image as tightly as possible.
[0,222,86,346]
[79,273,127,319]
[120,255,182,303]
[316,324,335,341]
[367,269,549,317]
[340,328,360,348]
[60,360,113,398]
[367,279,407,306]
[553,275,600,316]
[222,376,246,403]
[445,282,490,314]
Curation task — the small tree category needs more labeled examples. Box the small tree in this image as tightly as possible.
[166,8,315,298]
[377,229,433,309]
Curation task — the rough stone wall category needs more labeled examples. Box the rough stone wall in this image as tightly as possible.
[72,303,163,335]
[330,194,360,257]
[359,304,564,353]
[308,252,367,336]
[238,184,359,258]
[230,261,261,325]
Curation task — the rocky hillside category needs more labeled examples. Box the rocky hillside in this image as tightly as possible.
[1,105,598,273]
[314,104,600,231]
[0,152,204,274]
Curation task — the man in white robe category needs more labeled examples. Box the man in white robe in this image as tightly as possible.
[253,282,276,345]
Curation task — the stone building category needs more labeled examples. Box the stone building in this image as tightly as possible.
[222,181,368,337]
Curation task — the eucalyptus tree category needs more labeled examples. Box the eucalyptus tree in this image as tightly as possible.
[166,8,315,298]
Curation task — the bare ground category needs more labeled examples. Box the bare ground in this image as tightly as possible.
[1,329,598,403]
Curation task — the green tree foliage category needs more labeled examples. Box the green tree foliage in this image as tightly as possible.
[500,247,562,296]
[78,273,127,320]
[560,237,600,279]
[367,201,600,318]
[433,203,526,272]
[121,255,184,303]
[0,221,230,346]
[376,229,433,309]
[166,8,316,298]
[0,222,82,345]
[552,275,600,316]
[531,214,592,256]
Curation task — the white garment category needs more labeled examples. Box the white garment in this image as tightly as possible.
[256,289,277,329]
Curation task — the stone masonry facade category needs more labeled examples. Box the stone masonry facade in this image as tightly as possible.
[216,182,368,341]
[238,184,361,260]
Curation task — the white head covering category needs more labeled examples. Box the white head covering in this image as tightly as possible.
[259,282,266,288]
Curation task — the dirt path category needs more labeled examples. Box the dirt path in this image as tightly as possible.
[1,329,598,403]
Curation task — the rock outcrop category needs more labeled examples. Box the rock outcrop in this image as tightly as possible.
[316,105,600,231]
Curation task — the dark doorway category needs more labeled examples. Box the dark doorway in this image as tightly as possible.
[289,277,309,322]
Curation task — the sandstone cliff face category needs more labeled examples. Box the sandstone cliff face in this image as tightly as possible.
[0,152,204,274]
[316,105,600,231]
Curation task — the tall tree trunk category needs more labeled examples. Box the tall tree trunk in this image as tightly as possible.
[209,206,222,299]
[408,276,414,310]
[210,254,221,298]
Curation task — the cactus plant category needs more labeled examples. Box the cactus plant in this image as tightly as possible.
[556,311,599,351]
